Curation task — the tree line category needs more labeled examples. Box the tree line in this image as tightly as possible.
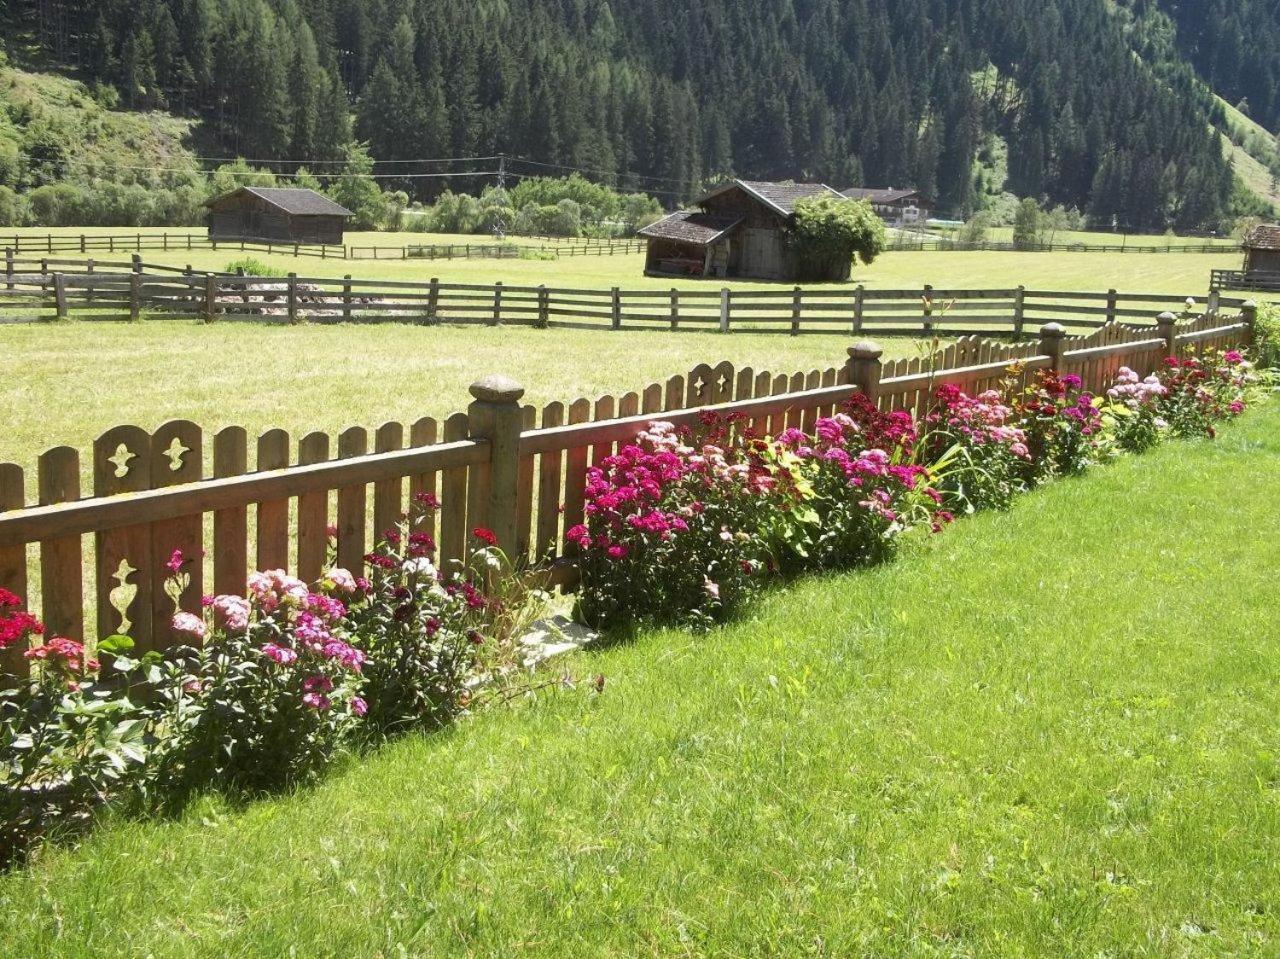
[0,0,1268,230]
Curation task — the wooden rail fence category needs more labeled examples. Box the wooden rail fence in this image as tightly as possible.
[0,263,1244,336]
[1,234,645,262]
[0,304,1255,673]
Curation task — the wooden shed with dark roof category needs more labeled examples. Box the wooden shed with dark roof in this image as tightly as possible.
[639,179,849,281]
[205,187,353,245]
[1241,223,1280,273]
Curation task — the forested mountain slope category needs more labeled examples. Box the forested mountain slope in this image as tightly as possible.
[0,0,1273,229]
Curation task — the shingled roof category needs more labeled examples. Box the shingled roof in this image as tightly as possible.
[842,187,921,204]
[638,210,744,246]
[1243,223,1280,250]
[205,187,353,217]
[697,179,845,217]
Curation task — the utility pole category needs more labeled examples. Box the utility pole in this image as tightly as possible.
[493,153,508,241]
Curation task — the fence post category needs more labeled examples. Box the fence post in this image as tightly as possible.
[52,272,68,320]
[467,375,526,559]
[1106,289,1118,325]
[492,282,503,326]
[1039,322,1067,369]
[719,287,731,333]
[1242,300,1258,345]
[79,234,85,254]
[1207,289,1220,317]
[845,341,883,403]
[342,275,353,323]
[611,287,622,330]
[4,248,12,290]
[791,285,802,336]
[853,284,865,333]
[670,288,679,331]
[922,283,934,335]
[428,277,440,324]
[1013,285,1026,338]
[1157,311,1177,357]
[129,272,141,321]
[203,273,217,323]
[132,253,142,274]
[287,272,299,324]
[537,285,549,328]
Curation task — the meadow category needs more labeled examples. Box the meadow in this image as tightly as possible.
[0,227,1243,475]
[0,402,1275,957]
[1,225,1240,293]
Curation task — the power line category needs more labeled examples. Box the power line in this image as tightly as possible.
[511,156,702,190]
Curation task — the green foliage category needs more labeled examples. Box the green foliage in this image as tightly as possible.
[325,144,385,231]
[789,196,886,279]
[1253,302,1280,370]
[1012,198,1044,249]
[222,258,285,277]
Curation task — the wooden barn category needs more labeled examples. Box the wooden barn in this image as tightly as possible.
[1241,223,1280,274]
[639,180,848,282]
[205,187,353,245]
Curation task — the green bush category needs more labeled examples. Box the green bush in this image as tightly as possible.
[1254,302,1280,370]
[789,196,886,280]
[223,258,286,277]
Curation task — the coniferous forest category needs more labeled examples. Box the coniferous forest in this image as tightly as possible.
[2,0,1279,229]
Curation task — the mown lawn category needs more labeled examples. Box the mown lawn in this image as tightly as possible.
[0,322,930,477]
[1,404,1277,957]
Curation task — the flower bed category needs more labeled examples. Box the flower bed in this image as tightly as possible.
[570,348,1263,630]
[0,347,1266,867]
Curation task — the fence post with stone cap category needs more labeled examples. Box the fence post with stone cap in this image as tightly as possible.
[1156,311,1177,358]
[1242,300,1258,345]
[1039,322,1067,369]
[845,341,884,403]
[467,375,526,560]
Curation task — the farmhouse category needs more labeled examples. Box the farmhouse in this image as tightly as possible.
[841,187,931,226]
[1241,223,1280,274]
[639,179,848,282]
[205,187,352,245]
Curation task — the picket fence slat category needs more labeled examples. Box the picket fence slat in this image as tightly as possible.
[255,429,291,571]
[336,427,369,575]
[94,425,153,650]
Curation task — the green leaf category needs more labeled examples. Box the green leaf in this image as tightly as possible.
[97,634,135,656]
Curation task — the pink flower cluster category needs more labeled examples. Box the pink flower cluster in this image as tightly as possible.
[247,569,310,613]
[1107,367,1168,406]
[930,384,1031,459]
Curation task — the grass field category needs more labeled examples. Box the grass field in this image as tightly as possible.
[0,322,930,477]
[0,403,1275,957]
[0,226,1239,294]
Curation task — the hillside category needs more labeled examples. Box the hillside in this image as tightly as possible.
[0,53,207,224]
[0,0,1276,230]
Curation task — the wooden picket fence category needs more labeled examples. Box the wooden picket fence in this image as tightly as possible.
[0,261,1246,336]
[0,303,1255,674]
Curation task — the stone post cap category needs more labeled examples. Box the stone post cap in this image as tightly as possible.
[847,340,884,360]
[1156,311,1177,323]
[469,375,525,403]
[1038,322,1067,337]
[1243,300,1258,310]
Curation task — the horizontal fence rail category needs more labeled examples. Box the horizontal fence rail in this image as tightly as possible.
[0,263,1246,336]
[0,303,1255,673]
[1210,268,1280,293]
